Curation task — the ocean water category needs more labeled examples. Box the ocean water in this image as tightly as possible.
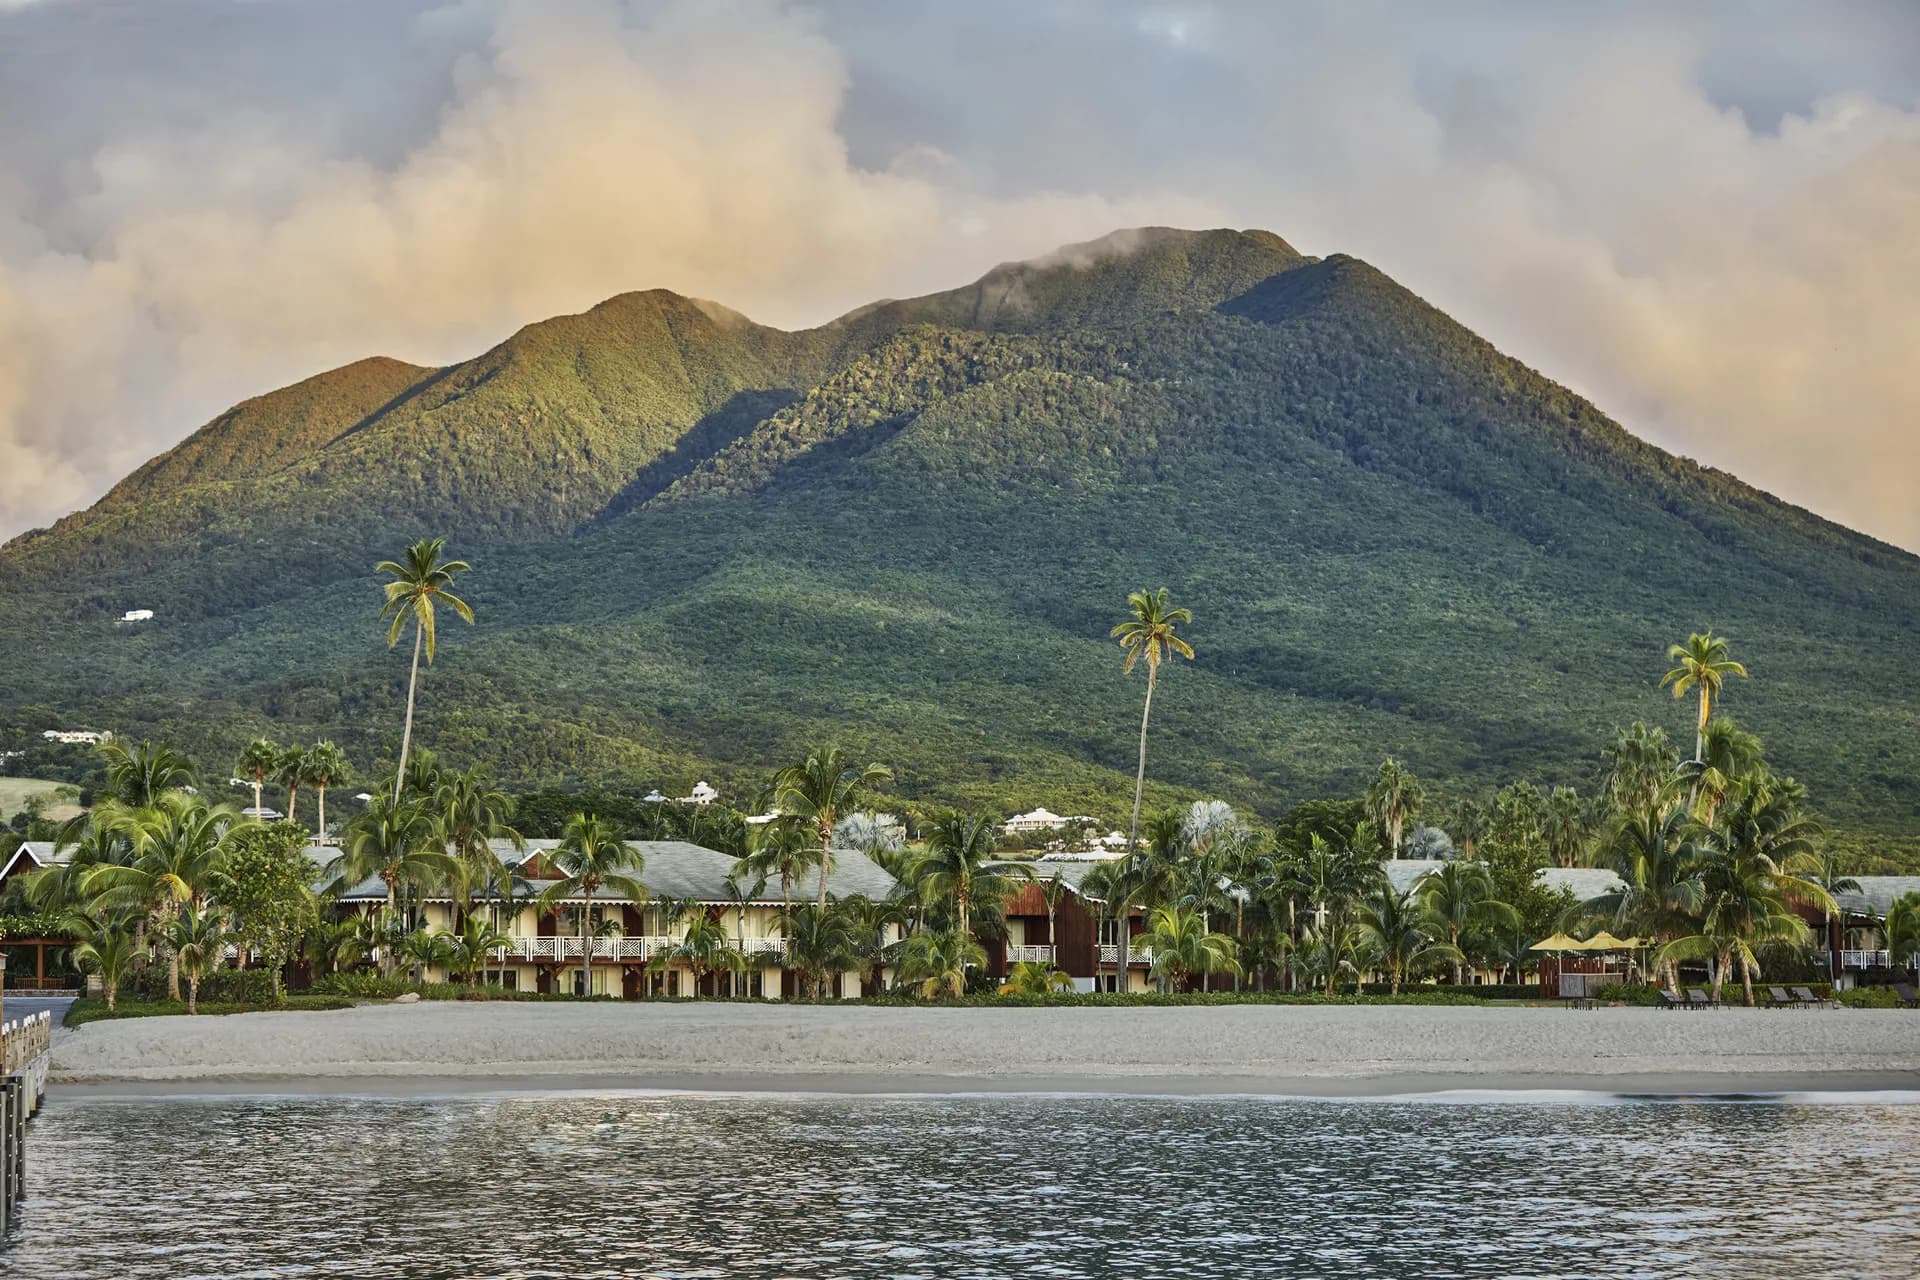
[4,1091,1918,1279]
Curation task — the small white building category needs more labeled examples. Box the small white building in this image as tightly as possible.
[41,729,103,745]
[681,781,719,806]
[118,609,154,624]
[1005,808,1067,834]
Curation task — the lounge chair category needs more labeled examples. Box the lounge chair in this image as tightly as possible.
[1687,987,1715,1008]
[1657,988,1687,1010]
[1791,986,1834,1009]
[1767,985,1801,1008]
[1891,983,1919,1010]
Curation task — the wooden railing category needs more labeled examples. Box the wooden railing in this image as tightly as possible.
[488,936,789,962]
[1006,945,1056,965]
[0,1012,51,1077]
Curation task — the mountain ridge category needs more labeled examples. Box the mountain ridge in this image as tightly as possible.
[2,226,1915,849]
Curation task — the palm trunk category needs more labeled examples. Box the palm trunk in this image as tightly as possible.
[1695,689,1709,762]
[384,885,398,977]
[581,891,594,998]
[317,785,327,841]
[188,974,199,1014]
[1126,664,1158,853]
[394,623,424,805]
[287,785,301,828]
[1740,954,1756,1008]
[814,821,832,911]
[252,778,263,813]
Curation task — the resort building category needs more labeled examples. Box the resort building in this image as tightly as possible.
[0,843,75,992]
[310,838,902,999]
[39,729,103,745]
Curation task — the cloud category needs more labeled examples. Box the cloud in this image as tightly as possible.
[0,0,1917,549]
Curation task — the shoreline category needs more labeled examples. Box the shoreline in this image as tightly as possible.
[49,1067,1920,1103]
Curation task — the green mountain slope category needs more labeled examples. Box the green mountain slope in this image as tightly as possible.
[2,227,1915,848]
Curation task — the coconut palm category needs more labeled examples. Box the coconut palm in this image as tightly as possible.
[1886,892,1920,971]
[235,738,281,815]
[776,901,858,999]
[651,903,744,996]
[1034,872,1074,966]
[736,814,816,923]
[1110,587,1195,855]
[1677,719,1766,825]
[164,902,232,1013]
[1414,861,1519,985]
[1357,882,1457,994]
[327,796,456,971]
[1141,905,1238,993]
[1366,758,1424,858]
[376,537,476,805]
[765,746,892,911]
[433,765,522,913]
[68,912,147,1011]
[838,893,907,996]
[86,793,244,1000]
[304,917,367,975]
[96,738,196,807]
[538,812,647,999]
[1299,917,1365,996]
[268,743,305,828]
[1661,631,1748,761]
[396,927,458,983]
[1446,798,1491,860]
[1544,786,1593,869]
[999,960,1074,997]
[1577,806,1706,994]
[303,742,352,840]
[912,810,1030,943]
[442,915,513,986]
[898,927,985,1000]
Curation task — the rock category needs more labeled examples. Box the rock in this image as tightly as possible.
[393,992,421,1004]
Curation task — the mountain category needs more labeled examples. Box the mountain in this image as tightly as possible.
[2,227,1916,851]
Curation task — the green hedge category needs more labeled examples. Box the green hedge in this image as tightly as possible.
[1359,982,1543,1000]
[64,995,352,1026]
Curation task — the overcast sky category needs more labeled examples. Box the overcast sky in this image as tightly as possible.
[2,0,1916,548]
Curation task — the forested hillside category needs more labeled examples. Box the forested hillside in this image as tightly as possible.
[2,227,1915,853]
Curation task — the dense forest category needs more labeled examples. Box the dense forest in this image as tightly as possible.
[1,227,1915,864]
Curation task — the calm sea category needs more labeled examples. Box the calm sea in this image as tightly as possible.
[4,1091,1917,1278]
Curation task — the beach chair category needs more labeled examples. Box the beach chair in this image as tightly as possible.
[1657,988,1687,1010]
[1686,987,1715,1008]
[1767,985,1801,1009]
[1791,986,1834,1009]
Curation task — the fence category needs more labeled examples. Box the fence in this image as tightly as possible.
[1,1010,53,1233]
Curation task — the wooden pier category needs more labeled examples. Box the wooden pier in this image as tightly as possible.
[1,1010,53,1234]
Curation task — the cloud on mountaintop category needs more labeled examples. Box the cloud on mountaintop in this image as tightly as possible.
[0,0,1916,549]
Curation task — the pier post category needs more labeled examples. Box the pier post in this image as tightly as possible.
[1,1074,20,1233]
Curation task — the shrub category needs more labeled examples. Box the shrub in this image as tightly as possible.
[1838,986,1897,1009]
[310,972,411,999]
[199,969,277,1004]
[1359,982,1541,1000]
[64,994,352,1027]
[1593,983,1664,1006]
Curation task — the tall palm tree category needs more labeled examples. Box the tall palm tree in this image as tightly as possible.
[1678,719,1766,826]
[1544,786,1592,869]
[1110,587,1195,856]
[235,738,281,815]
[376,537,475,804]
[164,902,232,1013]
[912,809,1029,944]
[765,746,892,910]
[274,743,307,828]
[1886,892,1920,972]
[538,812,647,999]
[327,796,455,972]
[1366,758,1424,858]
[777,901,858,999]
[303,741,352,840]
[1035,873,1073,964]
[1577,806,1706,994]
[1661,631,1748,761]
[651,902,743,997]
[1414,861,1519,985]
[1603,722,1680,823]
[736,815,816,923]
[1446,798,1491,860]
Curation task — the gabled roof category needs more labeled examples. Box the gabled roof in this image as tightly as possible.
[1381,858,1625,901]
[0,841,67,883]
[1834,876,1920,920]
[309,838,899,906]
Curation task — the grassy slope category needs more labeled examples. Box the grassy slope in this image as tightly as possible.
[0,229,1915,852]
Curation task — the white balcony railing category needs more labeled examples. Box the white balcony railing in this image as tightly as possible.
[1839,949,1891,969]
[487,935,788,963]
[1005,945,1056,965]
[1096,944,1152,966]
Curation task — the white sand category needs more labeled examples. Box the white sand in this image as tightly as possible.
[48,1002,1920,1096]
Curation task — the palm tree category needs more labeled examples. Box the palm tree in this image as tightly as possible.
[303,917,367,975]
[898,927,985,1000]
[765,746,892,911]
[777,901,858,999]
[1603,723,1680,823]
[397,927,459,984]
[303,742,352,841]
[444,915,513,986]
[538,812,647,999]
[434,764,522,914]
[912,810,1030,944]
[1414,861,1519,985]
[271,743,307,828]
[1034,873,1074,966]
[999,960,1074,997]
[1678,719,1765,825]
[1886,892,1920,972]
[1578,806,1706,994]
[652,903,744,997]
[86,793,243,1000]
[1661,631,1748,761]
[327,796,456,971]
[376,537,476,805]
[1446,798,1491,860]
[1357,882,1456,994]
[1544,786,1592,868]
[837,893,907,996]
[69,912,147,1011]
[1299,917,1365,996]
[235,738,281,815]
[96,738,196,807]
[1111,588,1195,856]
[1366,758,1424,858]
[164,902,232,1013]
[736,815,816,923]
[1141,906,1238,993]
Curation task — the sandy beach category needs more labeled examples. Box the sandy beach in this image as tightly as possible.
[47,1002,1920,1097]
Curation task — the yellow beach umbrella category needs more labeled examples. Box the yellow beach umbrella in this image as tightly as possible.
[1585,931,1634,951]
[1530,932,1582,952]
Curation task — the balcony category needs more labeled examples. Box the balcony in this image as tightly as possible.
[1005,945,1056,965]
[1838,949,1891,969]
[1095,943,1153,966]
[489,936,788,962]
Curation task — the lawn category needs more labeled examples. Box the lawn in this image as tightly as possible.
[0,776,82,822]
